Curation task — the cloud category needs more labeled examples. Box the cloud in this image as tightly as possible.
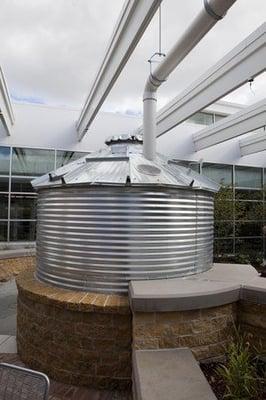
[0,0,265,116]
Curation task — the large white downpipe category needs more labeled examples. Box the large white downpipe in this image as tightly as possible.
[143,0,237,161]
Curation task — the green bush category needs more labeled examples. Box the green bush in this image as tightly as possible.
[217,331,260,400]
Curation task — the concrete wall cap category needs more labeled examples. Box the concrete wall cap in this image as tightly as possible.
[0,249,36,260]
[129,264,265,312]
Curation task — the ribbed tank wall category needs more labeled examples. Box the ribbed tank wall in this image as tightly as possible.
[36,187,214,294]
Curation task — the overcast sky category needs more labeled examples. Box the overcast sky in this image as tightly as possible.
[0,0,265,117]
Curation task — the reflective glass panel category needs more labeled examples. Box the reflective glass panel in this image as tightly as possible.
[10,194,37,219]
[235,201,263,221]
[0,194,8,219]
[214,114,227,122]
[235,222,263,237]
[0,222,7,241]
[235,238,263,256]
[11,177,35,193]
[56,150,87,168]
[12,148,55,176]
[202,163,233,187]
[0,176,9,192]
[214,222,233,238]
[10,220,36,241]
[188,112,214,125]
[214,200,233,221]
[214,239,234,255]
[0,146,10,175]
[235,189,263,201]
[235,166,262,189]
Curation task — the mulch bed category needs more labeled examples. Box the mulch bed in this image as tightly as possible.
[0,354,132,400]
[0,257,35,282]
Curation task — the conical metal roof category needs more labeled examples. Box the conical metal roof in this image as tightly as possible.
[32,134,219,192]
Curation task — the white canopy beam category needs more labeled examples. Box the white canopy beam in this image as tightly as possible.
[137,22,265,138]
[239,129,266,156]
[193,99,266,150]
[77,0,162,141]
[0,67,14,136]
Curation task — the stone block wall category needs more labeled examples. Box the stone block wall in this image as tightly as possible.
[238,301,266,353]
[133,304,237,361]
[16,271,132,390]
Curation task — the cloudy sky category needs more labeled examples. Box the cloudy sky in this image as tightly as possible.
[0,0,265,116]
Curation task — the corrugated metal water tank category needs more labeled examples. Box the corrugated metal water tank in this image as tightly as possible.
[32,135,219,294]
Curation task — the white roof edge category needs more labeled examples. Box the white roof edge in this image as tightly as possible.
[0,66,15,135]
[239,128,266,156]
[193,98,266,150]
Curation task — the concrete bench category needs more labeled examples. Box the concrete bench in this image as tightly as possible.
[133,348,216,400]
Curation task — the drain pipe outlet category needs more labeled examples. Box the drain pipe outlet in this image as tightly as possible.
[143,0,237,161]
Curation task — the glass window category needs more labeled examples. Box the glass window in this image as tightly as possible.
[10,220,36,241]
[0,176,9,192]
[11,177,35,193]
[214,199,234,220]
[235,166,262,189]
[235,222,263,237]
[235,189,263,201]
[214,222,233,238]
[10,194,37,219]
[12,147,55,176]
[56,150,87,168]
[0,194,8,219]
[235,201,263,221]
[0,146,10,175]
[202,163,233,187]
[188,112,214,126]
[0,222,7,241]
[214,239,234,255]
[235,238,263,256]
[214,114,227,123]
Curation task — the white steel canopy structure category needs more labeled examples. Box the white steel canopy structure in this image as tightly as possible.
[77,0,162,141]
[239,129,266,156]
[137,22,266,138]
[193,99,266,151]
[0,67,14,136]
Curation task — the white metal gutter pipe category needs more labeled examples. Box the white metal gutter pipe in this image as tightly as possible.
[143,0,237,161]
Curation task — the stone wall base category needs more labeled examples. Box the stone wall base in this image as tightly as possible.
[16,272,132,390]
[238,301,266,353]
[16,270,266,390]
[133,304,237,361]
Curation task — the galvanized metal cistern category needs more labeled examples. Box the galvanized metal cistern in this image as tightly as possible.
[32,0,237,294]
[33,135,218,293]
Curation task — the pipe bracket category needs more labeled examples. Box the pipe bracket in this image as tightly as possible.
[203,0,224,20]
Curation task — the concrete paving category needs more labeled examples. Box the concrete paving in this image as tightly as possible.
[0,335,17,353]
[0,280,17,335]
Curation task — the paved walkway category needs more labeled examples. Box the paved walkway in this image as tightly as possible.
[0,280,17,335]
[0,335,17,353]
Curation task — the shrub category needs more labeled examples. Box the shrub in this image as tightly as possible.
[217,331,259,400]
